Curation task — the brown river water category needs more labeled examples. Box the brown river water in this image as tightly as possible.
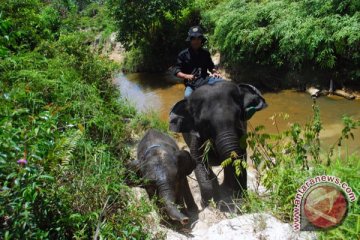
[114,72,360,155]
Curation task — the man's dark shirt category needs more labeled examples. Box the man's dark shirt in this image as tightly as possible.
[173,47,215,86]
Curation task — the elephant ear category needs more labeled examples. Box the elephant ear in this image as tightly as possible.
[176,150,196,177]
[169,99,195,133]
[237,84,268,120]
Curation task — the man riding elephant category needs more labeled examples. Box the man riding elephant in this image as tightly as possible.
[170,26,268,208]
[173,26,223,98]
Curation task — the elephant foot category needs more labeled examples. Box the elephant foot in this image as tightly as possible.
[223,166,247,196]
[199,185,220,209]
[200,198,209,208]
[186,204,199,213]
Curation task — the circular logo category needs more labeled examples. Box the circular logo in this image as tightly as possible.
[304,185,348,229]
[192,27,198,32]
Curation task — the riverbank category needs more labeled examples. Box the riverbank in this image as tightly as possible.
[2,2,358,239]
[104,36,359,238]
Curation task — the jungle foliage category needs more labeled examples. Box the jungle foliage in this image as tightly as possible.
[108,0,201,72]
[109,0,360,84]
[1,0,359,239]
[202,0,360,82]
[0,1,159,239]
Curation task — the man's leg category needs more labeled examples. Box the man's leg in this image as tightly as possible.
[208,76,224,85]
[184,86,193,98]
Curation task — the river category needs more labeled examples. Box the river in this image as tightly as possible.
[114,72,360,155]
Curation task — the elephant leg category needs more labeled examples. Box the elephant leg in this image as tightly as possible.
[190,136,219,206]
[174,189,187,217]
[195,165,218,207]
[182,178,198,212]
[223,156,247,196]
[182,133,192,147]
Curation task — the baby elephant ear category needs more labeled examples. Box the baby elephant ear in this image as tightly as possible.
[237,84,268,120]
[169,100,195,133]
[176,150,196,177]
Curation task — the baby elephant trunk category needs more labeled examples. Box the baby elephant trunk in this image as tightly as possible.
[159,184,189,225]
[165,202,189,225]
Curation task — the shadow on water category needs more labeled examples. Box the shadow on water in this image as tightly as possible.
[114,72,360,154]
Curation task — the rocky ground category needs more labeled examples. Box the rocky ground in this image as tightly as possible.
[129,133,317,240]
[163,140,316,240]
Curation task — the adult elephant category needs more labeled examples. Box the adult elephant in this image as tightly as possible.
[169,81,267,206]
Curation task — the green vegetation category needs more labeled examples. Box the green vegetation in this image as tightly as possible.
[110,0,360,85]
[242,103,360,239]
[201,0,360,83]
[108,0,201,72]
[1,0,359,239]
[0,1,161,239]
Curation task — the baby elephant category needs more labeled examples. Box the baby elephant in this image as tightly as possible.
[129,129,197,225]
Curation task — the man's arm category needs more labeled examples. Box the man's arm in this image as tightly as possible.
[176,72,195,81]
[207,52,222,78]
[173,53,195,81]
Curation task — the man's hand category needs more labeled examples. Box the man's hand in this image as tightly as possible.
[210,70,222,78]
[176,72,195,81]
[184,74,195,81]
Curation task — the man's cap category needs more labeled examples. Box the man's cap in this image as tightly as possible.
[186,26,207,42]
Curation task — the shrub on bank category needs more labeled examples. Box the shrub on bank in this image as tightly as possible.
[108,0,201,72]
[243,103,360,239]
[202,0,360,83]
[0,1,158,239]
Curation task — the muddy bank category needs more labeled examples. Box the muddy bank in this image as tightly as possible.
[220,60,360,98]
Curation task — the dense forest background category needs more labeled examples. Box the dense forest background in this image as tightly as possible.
[1,0,359,239]
[110,0,360,88]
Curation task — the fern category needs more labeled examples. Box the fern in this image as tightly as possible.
[47,130,83,171]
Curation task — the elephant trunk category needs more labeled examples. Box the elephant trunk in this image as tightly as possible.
[190,136,219,205]
[158,183,189,225]
[215,130,242,159]
[189,136,202,163]
[215,130,247,191]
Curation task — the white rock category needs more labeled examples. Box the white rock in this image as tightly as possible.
[166,213,317,240]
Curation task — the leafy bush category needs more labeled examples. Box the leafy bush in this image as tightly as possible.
[108,0,201,71]
[242,102,360,239]
[0,0,61,52]
[0,1,159,239]
[203,0,360,82]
